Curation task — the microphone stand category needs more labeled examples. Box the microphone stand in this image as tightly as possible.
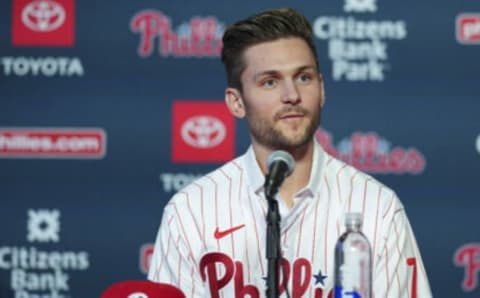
[264,151,294,298]
[265,181,282,298]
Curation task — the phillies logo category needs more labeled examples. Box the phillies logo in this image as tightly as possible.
[454,243,480,292]
[316,128,425,174]
[130,10,224,57]
[456,14,480,44]
[200,252,333,298]
[12,0,75,46]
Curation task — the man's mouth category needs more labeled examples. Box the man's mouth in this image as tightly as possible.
[280,113,304,119]
[278,112,305,122]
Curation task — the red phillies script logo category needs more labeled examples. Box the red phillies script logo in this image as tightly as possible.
[214,224,245,240]
[200,252,333,298]
[172,101,235,163]
[0,128,106,158]
[130,10,223,57]
[456,14,480,44]
[12,0,75,46]
[316,128,426,174]
[454,243,480,292]
[139,243,154,274]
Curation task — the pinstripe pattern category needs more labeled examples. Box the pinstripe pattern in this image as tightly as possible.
[148,140,432,297]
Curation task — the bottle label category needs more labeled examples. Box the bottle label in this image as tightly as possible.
[334,285,362,297]
[335,239,371,297]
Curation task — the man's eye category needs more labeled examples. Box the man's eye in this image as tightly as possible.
[262,79,277,88]
[297,73,312,83]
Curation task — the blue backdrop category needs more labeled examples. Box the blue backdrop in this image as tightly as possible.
[1,0,479,297]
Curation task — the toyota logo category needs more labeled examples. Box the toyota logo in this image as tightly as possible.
[22,0,66,32]
[181,116,226,148]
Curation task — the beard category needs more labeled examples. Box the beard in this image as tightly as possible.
[245,105,321,151]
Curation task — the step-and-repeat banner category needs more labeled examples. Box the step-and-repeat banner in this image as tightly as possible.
[1,0,479,297]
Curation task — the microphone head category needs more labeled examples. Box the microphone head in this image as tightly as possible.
[267,150,295,177]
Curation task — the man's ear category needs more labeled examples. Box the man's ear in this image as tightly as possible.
[225,87,246,118]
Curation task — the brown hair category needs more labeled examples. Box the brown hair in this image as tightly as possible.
[221,8,319,91]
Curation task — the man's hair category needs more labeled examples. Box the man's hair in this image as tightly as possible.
[221,8,319,91]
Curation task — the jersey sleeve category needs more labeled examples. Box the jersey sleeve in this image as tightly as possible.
[372,196,432,297]
[147,202,206,297]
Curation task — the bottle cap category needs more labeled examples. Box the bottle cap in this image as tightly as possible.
[345,212,362,229]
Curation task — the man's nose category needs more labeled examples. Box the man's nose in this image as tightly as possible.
[281,79,301,104]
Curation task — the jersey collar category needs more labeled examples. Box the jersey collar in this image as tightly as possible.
[243,138,325,197]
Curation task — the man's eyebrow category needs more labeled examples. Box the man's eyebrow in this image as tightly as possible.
[253,65,318,81]
[253,70,278,81]
[296,65,317,72]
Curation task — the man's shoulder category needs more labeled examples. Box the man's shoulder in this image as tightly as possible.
[322,152,396,196]
[194,155,244,187]
[322,153,405,222]
[169,155,246,201]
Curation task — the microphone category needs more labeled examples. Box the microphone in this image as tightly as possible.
[264,150,295,199]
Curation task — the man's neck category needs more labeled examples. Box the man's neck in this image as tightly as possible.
[253,140,315,208]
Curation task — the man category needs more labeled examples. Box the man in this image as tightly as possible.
[148,8,432,297]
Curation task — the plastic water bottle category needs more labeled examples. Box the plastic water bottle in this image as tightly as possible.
[334,213,372,298]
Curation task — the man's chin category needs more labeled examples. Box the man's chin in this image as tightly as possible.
[270,134,312,149]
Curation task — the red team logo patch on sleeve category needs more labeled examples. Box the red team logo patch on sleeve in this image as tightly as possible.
[12,0,75,46]
[172,101,235,163]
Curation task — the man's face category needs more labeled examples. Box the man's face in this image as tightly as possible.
[238,37,325,150]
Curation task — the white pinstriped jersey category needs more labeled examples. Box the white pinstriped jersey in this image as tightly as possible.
[148,140,432,297]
